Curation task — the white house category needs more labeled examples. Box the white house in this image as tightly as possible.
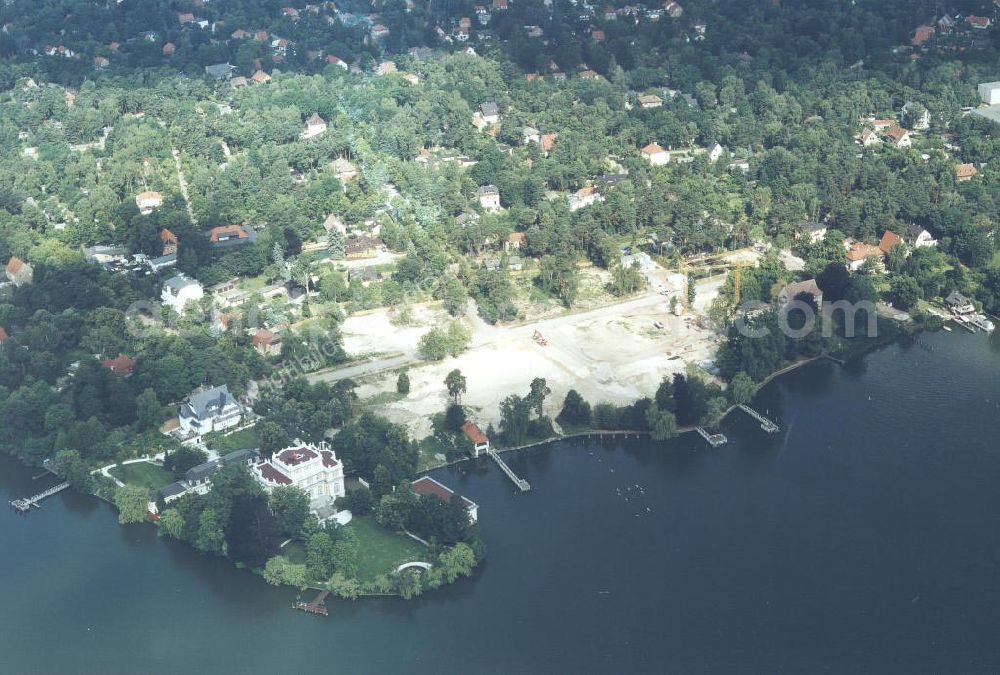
[302,113,327,138]
[945,290,975,315]
[412,476,479,523]
[161,273,204,313]
[479,101,500,125]
[136,190,163,214]
[641,142,670,166]
[5,257,33,287]
[907,224,938,249]
[639,94,663,109]
[253,441,346,519]
[707,142,724,163]
[859,128,881,148]
[901,102,931,130]
[979,82,1000,105]
[477,185,501,211]
[802,221,828,243]
[569,186,603,211]
[884,126,911,148]
[178,385,244,436]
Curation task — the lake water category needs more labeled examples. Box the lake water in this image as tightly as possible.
[3,330,1000,673]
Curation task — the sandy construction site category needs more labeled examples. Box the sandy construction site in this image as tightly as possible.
[324,277,725,441]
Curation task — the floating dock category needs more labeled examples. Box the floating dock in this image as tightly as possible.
[695,427,727,447]
[488,449,531,491]
[737,404,779,433]
[294,590,330,616]
[9,482,70,513]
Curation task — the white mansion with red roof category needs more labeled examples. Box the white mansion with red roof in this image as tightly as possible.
[252,441,345,517]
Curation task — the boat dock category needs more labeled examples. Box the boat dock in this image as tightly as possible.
[737,404,779,433]
[9,481,70,513]
[488,449,531,492]
[695,427,727,447]
[293,590,330,616]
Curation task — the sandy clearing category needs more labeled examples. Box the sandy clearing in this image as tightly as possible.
[353,282,720,439]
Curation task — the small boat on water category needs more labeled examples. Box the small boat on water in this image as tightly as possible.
[943,325,952,332]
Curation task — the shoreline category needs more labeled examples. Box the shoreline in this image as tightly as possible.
[418,352,833,476]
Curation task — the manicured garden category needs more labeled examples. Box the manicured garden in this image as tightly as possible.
[203,426,260,454]
[345,516,428,581]
[109,462,176,490]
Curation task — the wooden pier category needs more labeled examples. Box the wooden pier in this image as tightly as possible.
[695,427,727,447]
[9,482,70,513]
[293,590,330,616]
[821,352,846,365]
[737,404,779,433]
[487,449,531,492]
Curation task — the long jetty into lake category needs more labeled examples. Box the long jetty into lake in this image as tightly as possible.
[695,427,727,447]
[737,404,779,433]
[488,449,531,492]
[9,481,70,513]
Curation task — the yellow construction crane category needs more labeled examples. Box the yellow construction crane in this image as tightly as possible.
[733,261,743,306]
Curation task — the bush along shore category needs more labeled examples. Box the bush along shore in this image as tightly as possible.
[420,310,934,472]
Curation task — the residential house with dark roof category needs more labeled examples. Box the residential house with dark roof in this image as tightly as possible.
[344,235,384,259]
[178,385,244,436]
[204,63,237,79]
[907,224,937,249]
[477,185,501,211]
[946,290,975,314]
[778,279,823,311]
[161,273,204,312]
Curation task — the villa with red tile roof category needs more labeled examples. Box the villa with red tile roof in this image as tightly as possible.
[101,354,135,377]
[207,224,255,247]
[412,476,479,523]
[505,232,525,251]
[955,163,978,182]
[5,256,33,287]
[251,328,282,357]
[252,442,345,519]
[160,228,178,255]
[912,25,934,46]
[846,242,885,272]
[878,230,903,255]
[641,142,669,166]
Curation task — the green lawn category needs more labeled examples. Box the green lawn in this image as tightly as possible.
[203,426,260,453]
[109,462,176,490]
[345,516,428,581]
